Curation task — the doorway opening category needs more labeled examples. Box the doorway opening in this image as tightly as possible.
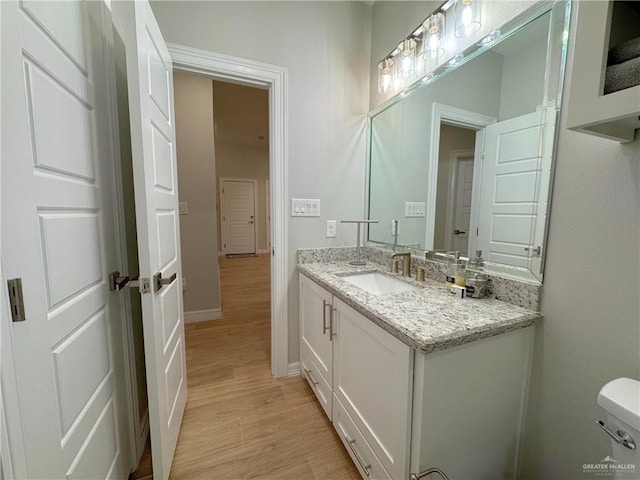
[426,104,496,254]
[433,124,477,256]
[111,39,288,476]
[130,71,274,478]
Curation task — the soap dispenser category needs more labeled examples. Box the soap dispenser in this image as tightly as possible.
[465,250,487,299]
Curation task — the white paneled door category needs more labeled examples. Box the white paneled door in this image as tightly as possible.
[221,179,257,255]
[477,109,555,269]
[451,157,474,255]
[121,1,187,478]
[1,1,131,477]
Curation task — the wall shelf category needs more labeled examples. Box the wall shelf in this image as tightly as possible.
[567,1,640,143]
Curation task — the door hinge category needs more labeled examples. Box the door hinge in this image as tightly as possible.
[7,278,26,322]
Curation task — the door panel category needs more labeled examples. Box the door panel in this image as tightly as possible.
[477,110,545,268]
[119,1,187,477]
[222,179,256,254]
[451,158,474,254]
[332,298,412,480]
[1,1,130,477]
[299,275,333,384]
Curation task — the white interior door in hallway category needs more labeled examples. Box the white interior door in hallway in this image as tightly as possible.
[1,1,131,477]
[220,178,257,255]
[116,1,187,478]
[449,156,474,255]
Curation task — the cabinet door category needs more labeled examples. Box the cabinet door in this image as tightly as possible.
[299,274,333,384]
[333,298,413,480]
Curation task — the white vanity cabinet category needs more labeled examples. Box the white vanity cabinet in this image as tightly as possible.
[299,273,535,480]
[299,275,413,479]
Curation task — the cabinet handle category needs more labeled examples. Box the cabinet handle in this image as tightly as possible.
[322,300,330,335]
[344,436,371,477]
[303,368,319,387]
[330,307,337,339]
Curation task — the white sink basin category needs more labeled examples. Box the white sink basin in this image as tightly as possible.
[342,272,421,295]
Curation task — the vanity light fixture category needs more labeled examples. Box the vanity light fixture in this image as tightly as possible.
[422,13,446,61]
[396,38,418,80]
[377,58,394,94]
[455,0,481,38]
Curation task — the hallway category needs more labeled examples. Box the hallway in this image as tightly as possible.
[132,255,358,479]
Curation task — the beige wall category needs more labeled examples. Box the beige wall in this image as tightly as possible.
[151,1,372,363]
[370,2,640,478]
[433,124,476,250]
[174,72,221,314]
[213,81,270,252]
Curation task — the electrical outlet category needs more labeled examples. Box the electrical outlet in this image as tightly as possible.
[326,220,337,238]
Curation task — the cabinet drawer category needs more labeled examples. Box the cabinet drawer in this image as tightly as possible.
[300,346,332,419]
[333,396,391,480]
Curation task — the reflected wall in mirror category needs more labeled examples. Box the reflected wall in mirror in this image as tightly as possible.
[367,2,569,283]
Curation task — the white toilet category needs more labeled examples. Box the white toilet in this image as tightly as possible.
[597,377,640,474]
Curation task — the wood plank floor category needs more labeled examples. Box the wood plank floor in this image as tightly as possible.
[130,254,358,480]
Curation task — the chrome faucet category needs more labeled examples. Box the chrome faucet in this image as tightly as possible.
[391,252,412,277]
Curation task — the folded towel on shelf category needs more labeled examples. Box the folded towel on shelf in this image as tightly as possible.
[604,55,640,94]
[608,35,640,66]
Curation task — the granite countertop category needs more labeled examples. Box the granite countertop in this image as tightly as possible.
[298,261,542,355]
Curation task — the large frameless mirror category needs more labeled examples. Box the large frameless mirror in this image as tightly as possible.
[367,0,570,283]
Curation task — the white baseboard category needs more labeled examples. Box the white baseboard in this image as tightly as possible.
[184,308,223,323]
[218,250,270,257]
[288,361,301,377]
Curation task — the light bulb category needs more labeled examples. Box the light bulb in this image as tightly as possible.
[396,38,417,80]
[422,13,445,61]
[377,59,394,94]
[455,0,481,38]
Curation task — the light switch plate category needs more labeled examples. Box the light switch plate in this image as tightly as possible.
[179,202,189,215]
[326,220,337,238]
[291,198,321,217]
[405,202,426,218]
